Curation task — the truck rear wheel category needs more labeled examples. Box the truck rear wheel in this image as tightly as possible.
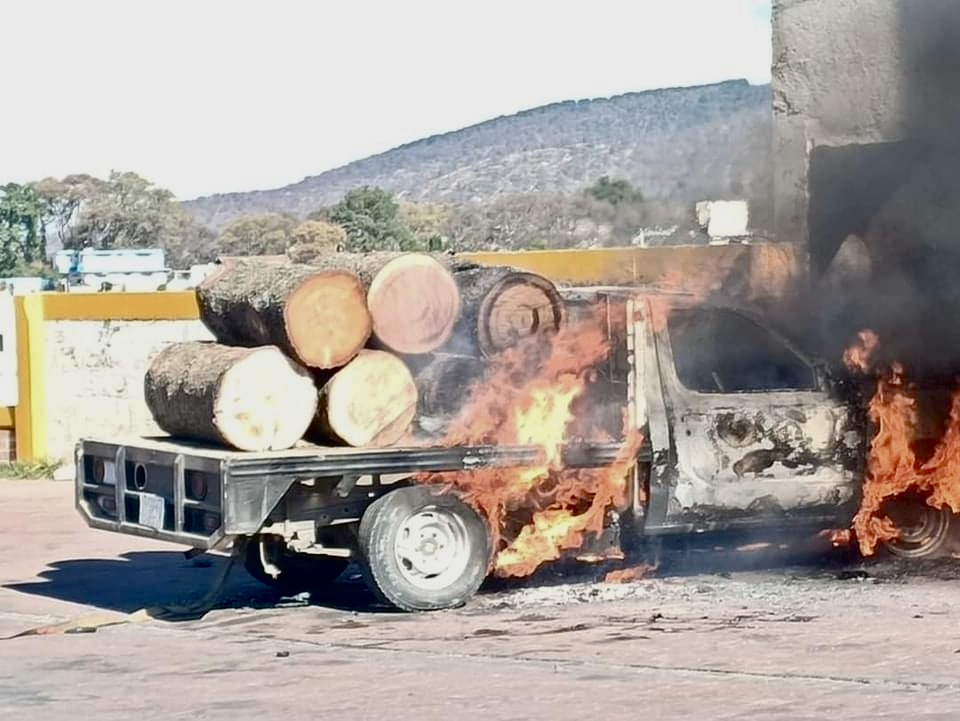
[243,535,349,593]
[881,500,956,559]
[359,485,490,611]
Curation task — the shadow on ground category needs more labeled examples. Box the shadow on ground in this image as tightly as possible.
[3,551,384,617]
[6,532,950,619]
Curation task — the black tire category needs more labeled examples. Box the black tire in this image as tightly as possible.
[359,485,491,611]
[243,535,349,593]
[881,500,956,559]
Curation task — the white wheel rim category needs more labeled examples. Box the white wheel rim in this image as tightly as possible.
[394,506,471,591]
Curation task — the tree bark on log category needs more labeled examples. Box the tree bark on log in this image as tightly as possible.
[197,258,371,369]
[144,342,317,451]
[446,263,565,358]
[313,349,418,447]
[304,252,461,355]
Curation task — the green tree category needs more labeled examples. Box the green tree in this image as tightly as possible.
[217,213,298,256]
[54,171,202,260]
[286,219,346,262]
[585,176,643,205]
[69,172,166,248]
[330,186,418,251]
[0,183,48,274]
[398,201,449,250]
[31,174,99,249]
[164,216,219,268]
[24,171,216,269]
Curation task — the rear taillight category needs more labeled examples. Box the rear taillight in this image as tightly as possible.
[203,513,220,533]
[187,471,208,501]
[96,496,116,514]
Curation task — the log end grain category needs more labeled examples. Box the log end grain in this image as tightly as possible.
[145,342,317,452]
[214,347,318,451]
[478,272,565,357]
[367,254,461,354]
[316,349,418,447]
[284,270,373,369]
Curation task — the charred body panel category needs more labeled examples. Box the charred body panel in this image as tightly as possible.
[634,297,863,533]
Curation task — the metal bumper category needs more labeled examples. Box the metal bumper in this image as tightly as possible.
[75,440,226,549]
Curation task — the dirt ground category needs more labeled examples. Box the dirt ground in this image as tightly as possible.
[2,480,960,720]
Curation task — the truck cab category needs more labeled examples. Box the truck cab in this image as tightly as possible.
[631,293,863,534]
[76,287,876,612]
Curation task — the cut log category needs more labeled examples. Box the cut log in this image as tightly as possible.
[197,258,371,369]
[415,353,487,418]
[314,350,417,447]
[304,252,460,355]
[368,254,461,354]
[447,264,565,357]
[144,342,317,451]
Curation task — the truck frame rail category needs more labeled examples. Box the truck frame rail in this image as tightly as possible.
[76,437,644,550]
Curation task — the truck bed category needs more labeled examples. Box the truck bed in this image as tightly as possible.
[76,436,640,550]
[80,436,629,475]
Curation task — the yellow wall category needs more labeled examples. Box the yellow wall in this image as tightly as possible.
[12,244,801,461]
[13,292,201,460]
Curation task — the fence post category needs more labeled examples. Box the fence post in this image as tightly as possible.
[14,294,47,462]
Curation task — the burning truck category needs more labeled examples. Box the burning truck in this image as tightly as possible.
[74,251,947,612]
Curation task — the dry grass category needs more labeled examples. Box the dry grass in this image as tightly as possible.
[0,460,62,480]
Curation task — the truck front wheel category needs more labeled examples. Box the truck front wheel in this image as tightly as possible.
[243,535,349,594]
[359,485,491,611]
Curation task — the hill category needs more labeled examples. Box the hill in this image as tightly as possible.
[184,80,773,231]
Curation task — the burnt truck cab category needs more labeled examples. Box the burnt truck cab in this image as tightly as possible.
[76,287,872,612]
[628,292,864,535]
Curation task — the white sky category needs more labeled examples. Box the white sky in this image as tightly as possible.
[2,0,772,200]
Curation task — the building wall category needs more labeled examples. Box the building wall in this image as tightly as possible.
[772,0,960,270]
[45,320,212,462]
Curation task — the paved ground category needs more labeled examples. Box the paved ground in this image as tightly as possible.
[2,480,960,720]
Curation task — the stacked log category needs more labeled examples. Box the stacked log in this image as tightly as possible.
[413,353,487,436]
[303,252,461,355]
[144,252,566,450]
[446,262,565,358]
[144,343,317,452]
[315,350,418,447]
[197,258,371,369]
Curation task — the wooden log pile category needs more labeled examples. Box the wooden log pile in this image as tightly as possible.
[143,252,565,451]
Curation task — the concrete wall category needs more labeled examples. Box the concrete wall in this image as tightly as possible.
[772,0,960,271]
[45,320,213,462]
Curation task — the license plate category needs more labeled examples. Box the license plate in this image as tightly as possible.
[138,493,165,530]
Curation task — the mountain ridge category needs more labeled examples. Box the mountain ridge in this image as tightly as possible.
[184,79,773,230]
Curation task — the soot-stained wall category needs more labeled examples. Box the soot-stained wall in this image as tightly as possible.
[773,0,960,275]
[773,0,960,373]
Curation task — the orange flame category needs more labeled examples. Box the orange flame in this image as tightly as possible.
[843,329,879,373]
[844,330,960,554]
[603,563,657,584]
[820,528,853,547]
[425,309,642,577]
